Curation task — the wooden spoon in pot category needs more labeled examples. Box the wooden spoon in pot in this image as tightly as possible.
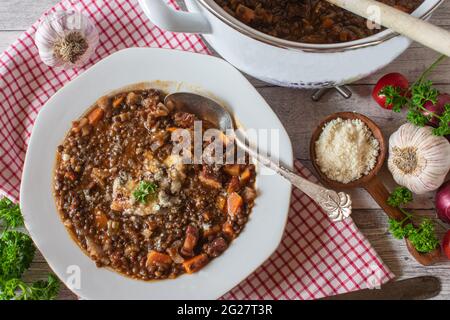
[327,0,450,57]
[310,112,442,266]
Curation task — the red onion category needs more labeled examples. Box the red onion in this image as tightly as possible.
[422,93,450,127]
[436,180,450,224]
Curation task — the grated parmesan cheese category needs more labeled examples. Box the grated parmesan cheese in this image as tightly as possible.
[315,117,380,184]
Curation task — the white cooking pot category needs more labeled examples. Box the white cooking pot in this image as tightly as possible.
[139,0,443,88]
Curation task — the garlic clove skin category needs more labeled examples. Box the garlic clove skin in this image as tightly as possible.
[35,11,99,69]
[388,123,450,194]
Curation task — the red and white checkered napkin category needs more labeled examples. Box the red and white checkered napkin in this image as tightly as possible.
[0,0,394,299]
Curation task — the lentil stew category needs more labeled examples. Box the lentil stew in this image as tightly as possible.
[53,88,257,281]
[214,0,424,44]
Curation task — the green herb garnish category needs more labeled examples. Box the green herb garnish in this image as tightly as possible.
[133,181,158,204]
[380,85,409,113]
[382,55,450,136]
[0,197,23,230]
[0,197,60,300]
[432,104,450,136]
[387,187,439,253]
[387,187,413,208]
[0,274,60,300]
[0,231,35,282]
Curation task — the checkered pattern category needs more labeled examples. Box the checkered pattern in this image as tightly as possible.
[0,0,394,299]
[222,160,394,299]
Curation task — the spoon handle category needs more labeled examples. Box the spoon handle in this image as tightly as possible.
[234,136,352,222]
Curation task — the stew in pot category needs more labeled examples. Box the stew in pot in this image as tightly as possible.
[214,0,424,44]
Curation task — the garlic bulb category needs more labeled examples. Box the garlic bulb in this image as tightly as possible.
[388,123,450,194]
[35,11,98,69]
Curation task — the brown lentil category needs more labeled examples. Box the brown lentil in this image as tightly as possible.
[53,88,256,281]
[215,0,423,44]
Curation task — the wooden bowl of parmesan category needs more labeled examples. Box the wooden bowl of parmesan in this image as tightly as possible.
[310,112,442,266]
[310,112,386,189]
[309,112,405,221]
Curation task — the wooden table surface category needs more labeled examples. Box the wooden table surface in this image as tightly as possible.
[1,0,449,300]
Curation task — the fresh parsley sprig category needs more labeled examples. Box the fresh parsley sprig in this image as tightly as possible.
[133,181,158,204]
[381,85,409,113]
[0,196,60,300]
[387,187,439,253]
[0,231,35,282]
[0,197,23,230]
[0,274,60,300]
[381,55,450,136]
[387,187,413,208]
[433,104,450,136]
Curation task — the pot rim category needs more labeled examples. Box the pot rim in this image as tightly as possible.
[196,0,444,52]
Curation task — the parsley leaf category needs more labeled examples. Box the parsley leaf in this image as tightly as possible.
[387,187,439,253]
[388,218,410,239]
[380,85,409,112]
[0,231,35,282]
[410,80,439,108]
[432,103,450,136]
[0,197,24,230]
[408,219,440,253]
[406,109,429,127]
[379,55,450,136]
[387,187,413,208]
[0,197,60,300]
[133,181,158,204]
[0,274,60,300]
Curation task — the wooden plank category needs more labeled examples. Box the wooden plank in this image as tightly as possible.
[352,209,450,300]
[1,0,449,301]
[0,0,58,30]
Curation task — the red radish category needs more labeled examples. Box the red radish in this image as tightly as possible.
[443,230,450,260]
[372,73,409,110]
[422,93,450,127]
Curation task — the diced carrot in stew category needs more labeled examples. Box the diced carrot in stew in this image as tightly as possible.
[227,192,243,216]
[167,127,180,132]
[146,250,172,267]
[112,95,125,108]
[203,225,221,238]
[322,18,334,29]
[240,167,252,185]
[199,171,222,189]
[88,107,105,125]
[236,4,255,23]
[182,254,209,274]
[223,164,240,176]
[222,222,235,239]
[95,210,108,229]
[227,176,240,194]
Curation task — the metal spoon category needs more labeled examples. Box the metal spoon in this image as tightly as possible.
[165,92,352,222]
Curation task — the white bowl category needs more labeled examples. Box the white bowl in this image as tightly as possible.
[20,48,293,300]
